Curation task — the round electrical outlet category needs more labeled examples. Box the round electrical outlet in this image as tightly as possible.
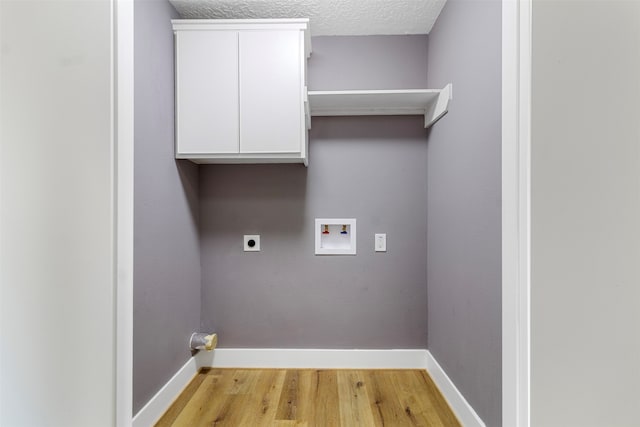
[243,235,260,252]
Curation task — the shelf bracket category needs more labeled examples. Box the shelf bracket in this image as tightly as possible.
[424,83,452,128]
[304,87,311,130]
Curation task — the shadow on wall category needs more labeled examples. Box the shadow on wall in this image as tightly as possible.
[199,164,308,234]
[310,115,428,142]
[176,159,200,228]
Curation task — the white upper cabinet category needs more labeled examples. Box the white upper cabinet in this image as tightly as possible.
[176,30,239,155]
[239,30,303,154]
[172,19,311,165]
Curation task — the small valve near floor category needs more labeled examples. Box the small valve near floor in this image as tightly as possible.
[189,332,218,351]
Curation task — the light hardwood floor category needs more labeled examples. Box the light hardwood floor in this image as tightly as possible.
[155,368,461,426]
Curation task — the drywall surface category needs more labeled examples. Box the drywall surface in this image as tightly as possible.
[133,0,201,415]
[531,2,640,426]
[199,118,428,348]
[425,1,502,426]
[199,36,429,348]
[308,35,428,90]
[0,1,115,425]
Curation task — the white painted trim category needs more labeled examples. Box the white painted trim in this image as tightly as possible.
[133,349,488,426]
[426,351,486,427]
[502,0,531,426]
[171,18,309,32]
[132,357,199,427]
[171,18,311,58]
[196,348,429,369]
[114,0,134,426]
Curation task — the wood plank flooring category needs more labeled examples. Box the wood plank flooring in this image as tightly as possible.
[155,368,461,427]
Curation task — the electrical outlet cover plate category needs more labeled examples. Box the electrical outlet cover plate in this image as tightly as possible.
[375,233,387,252]
[244,235,260,252]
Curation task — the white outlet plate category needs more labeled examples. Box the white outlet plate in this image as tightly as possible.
[375,233,387,252]
[243,235,260,252]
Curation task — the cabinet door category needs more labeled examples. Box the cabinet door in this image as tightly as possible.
[176,31,239,154]
[239,30,303,154]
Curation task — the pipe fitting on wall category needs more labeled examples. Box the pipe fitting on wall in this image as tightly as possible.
[189,332,217,351]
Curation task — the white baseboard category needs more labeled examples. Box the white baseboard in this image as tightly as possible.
[426,350,486,427]
[133,349,485,427]
[132,356,198,427]
[195,348,429,369]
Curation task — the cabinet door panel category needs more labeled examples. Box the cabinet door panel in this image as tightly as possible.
[176,31,238,154]
[239,31,302,154]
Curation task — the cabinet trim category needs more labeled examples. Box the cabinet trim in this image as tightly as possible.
[172,19,312,57]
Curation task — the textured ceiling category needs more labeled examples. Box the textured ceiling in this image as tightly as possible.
[169,0,447,36]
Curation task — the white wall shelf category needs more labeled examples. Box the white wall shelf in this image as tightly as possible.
[307,84,452,128]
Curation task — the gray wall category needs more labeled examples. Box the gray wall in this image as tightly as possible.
[308,35,428,90]
[199,36,429,348]
[133,0,201,414]
[531,2,640,426]
[425,1,502,426]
